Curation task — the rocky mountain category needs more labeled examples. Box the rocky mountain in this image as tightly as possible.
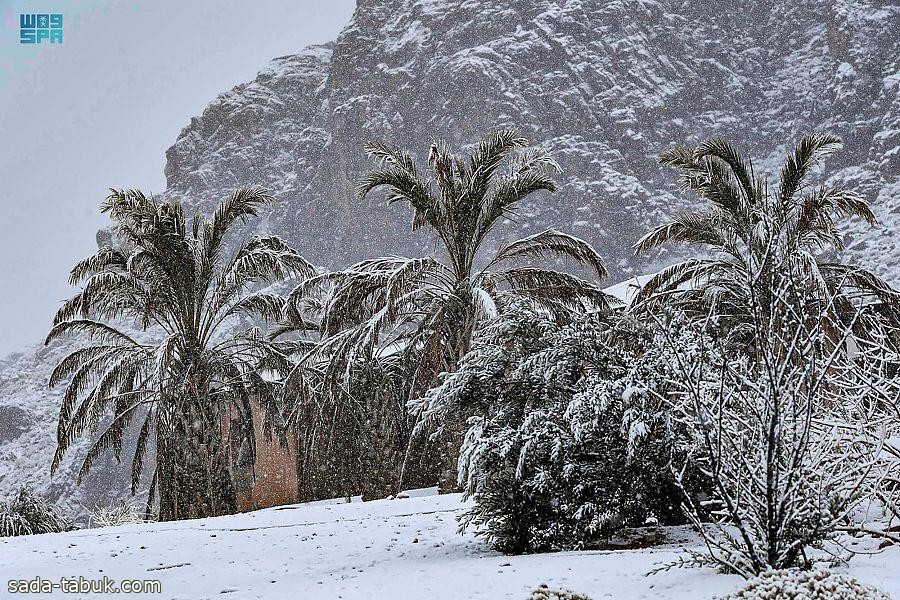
[164,0,900,282]
[2,0,898,512]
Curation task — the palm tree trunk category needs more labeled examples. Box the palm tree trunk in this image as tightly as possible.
[156,398,236,521]
[437,307,476,494]
[437,410,467,494]
[360,396,403,501]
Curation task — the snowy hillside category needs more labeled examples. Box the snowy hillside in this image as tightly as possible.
[3,489,899,599]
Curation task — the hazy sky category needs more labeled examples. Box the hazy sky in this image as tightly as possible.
[0,0,356,355]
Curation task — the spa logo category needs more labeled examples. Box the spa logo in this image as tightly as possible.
[19,13,63,44]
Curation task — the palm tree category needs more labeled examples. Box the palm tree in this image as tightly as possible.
[282,130,612,492]
[633,133,899,350]
[46,187,315,521]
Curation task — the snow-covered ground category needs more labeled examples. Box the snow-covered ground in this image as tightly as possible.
[2,490,899,599]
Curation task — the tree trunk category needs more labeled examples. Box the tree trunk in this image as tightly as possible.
[437,410,467,494]
[436,304,476,494]
[156,399,236,521]
[360,413,395,501]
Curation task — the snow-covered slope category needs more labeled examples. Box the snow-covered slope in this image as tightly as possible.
[3,490,899,599]
[2,0,899,509]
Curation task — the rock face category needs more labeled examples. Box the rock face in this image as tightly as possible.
[163,0,900,283]
[3,0,899,511]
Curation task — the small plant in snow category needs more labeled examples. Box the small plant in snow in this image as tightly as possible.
[717,569,891,600]
[0,487,74,537]
[530,585,592,600]
[86,499,150,528]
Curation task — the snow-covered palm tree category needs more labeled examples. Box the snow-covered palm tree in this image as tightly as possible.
[283,130,612,491]
[46,187,314,520]
[634,134,899,348]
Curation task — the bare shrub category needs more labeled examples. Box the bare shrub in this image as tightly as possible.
[661,270,894,576]
[85,499,150,528]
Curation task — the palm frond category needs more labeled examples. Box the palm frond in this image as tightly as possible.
[45,320,142,347]
[491,267,613,314]
[203,186,276,259]
[634,211,732,256]
[491,229,608,279]
[796,186,876,241]
[131,409,154,494]
[694,138,757,204]
[659,146,697,170]
[778,132,842,209]
[76,397,146,483]
[225,293,287,322]
[67,247,127,286]
[477,169,557,243]
[464,130,529,203]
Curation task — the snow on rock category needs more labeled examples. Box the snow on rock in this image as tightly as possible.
[163,0,900,286]
[3,491,900,599]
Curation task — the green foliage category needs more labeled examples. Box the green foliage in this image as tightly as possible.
[0,488,73,537]
[444,307,708,553]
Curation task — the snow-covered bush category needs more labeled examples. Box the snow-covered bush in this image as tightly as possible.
[437,307,708,553]
[717,569,890,600]
[859,323,900,531]
[86,499,150,528]
[529,586,592,600]
[632,133,900,576]
[0,487,74,537]
[662,268,893,577]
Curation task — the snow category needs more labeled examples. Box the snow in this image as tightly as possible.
[602,275,653,308]
[3,490,900,599]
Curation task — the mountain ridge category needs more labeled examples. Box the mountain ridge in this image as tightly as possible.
[162,0,900,283]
